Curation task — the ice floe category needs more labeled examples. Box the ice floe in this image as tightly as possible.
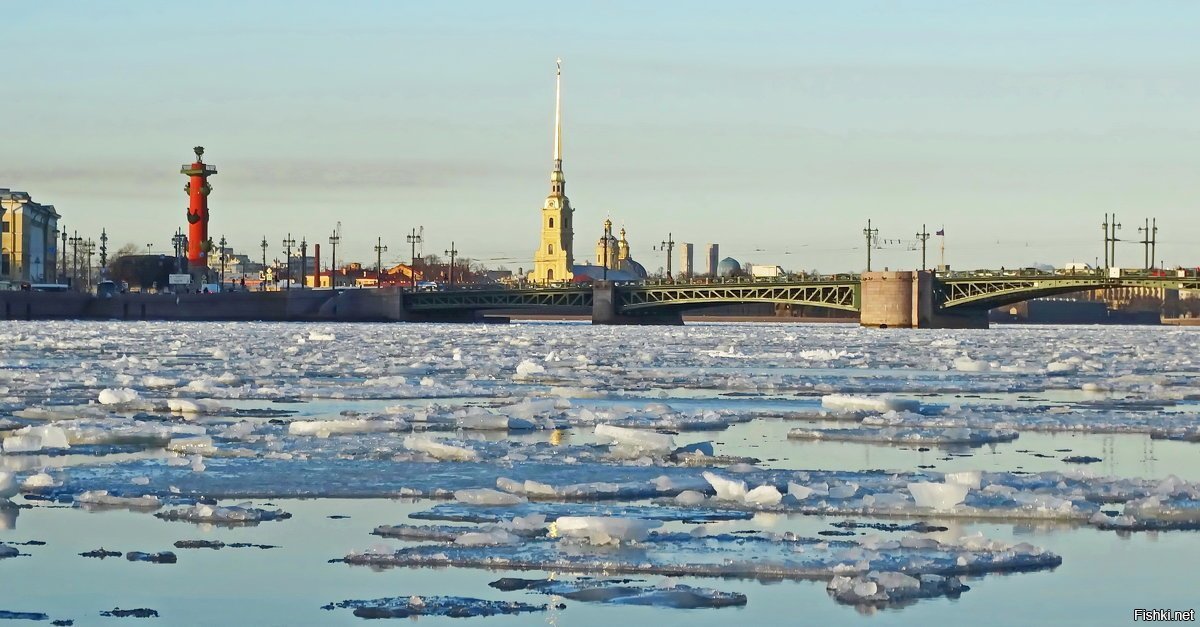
[322,595,546,619]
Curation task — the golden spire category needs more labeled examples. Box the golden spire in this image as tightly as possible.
[553,58,563,167]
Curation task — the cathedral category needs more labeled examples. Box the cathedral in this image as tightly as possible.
[531,60,647,284]
[532,59,573,284]
[572,219,647,281]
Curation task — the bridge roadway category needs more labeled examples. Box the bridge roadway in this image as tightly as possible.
[403,270,1200,328]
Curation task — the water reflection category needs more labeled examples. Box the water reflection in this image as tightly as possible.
[0,501,17,530]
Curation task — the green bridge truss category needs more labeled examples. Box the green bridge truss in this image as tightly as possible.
[619,281,860,312]
[406,286,593,310]
[405,280,861,313]
[403,274,1198,315]
[937,274,1200,310]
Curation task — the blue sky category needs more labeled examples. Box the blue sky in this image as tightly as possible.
[4,1,1198,272]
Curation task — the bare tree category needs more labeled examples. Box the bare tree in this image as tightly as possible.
[107,243,141,273]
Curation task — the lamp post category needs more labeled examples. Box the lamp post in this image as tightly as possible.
[863,219,879,272]
[60,228,67,285]
[328,223,341,288]
[84,238,96,291]
[406,228,422,288]
[444,242,458,286]
[656,233,674,280]
[172,228,186,275]
[374,237,388,288]
[299,237,307,289]
[259,237,268,290]
[51,226,60,284]
[218,235,227,287]
[282,233,295,290]
[915,224,930,271]
[69,231,82,291]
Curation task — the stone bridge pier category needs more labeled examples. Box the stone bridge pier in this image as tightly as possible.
[859,271,988,329]
[592,281,683,325]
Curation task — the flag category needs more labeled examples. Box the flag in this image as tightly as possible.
[935,229,945,236]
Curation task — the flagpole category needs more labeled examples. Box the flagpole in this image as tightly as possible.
[938,225,945,271]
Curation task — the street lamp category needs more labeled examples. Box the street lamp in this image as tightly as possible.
[69,232,83,291]
[444,242,458,287]
[282,233,295,290]
[259,236,268,290]
[329,223,341,288]
[406,228,423,289]
[83,238,96,291]
[299,237,307,289]
[374,237,387,288]
[218,235,227,287]
[60,228,68,285]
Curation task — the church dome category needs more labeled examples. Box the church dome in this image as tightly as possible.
[623,258,648,279]
[716,257,742,277]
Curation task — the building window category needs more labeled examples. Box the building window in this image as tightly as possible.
[547,269,554,281]
[548,244,553,255]
[549,217,554,228]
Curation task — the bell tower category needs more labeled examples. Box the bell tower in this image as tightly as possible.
[533,58,573,284]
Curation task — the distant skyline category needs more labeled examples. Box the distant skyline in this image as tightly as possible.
[4,1,1198,273]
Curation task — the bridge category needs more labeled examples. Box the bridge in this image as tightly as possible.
[2,269,1195,327]
[393,269,1200,328]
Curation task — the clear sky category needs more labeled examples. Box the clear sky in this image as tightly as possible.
[4,1,1198,273]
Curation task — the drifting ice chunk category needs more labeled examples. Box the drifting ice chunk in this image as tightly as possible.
[346,530,1063,579]
[514,360,546,380]
[675,490,707,506]
[702,472,747,502]
[98,387,140,405]
[4,425,70,452]
[167,435,216,455]
[22,472,61,490]
[953,357,991,372]
[26,426,69,449]
[168,399,224,415]
[822,394,921,413]
[454,489,527,506]
[288,419,406,438]
[944,471,983,490]
[744,485,783,506]
[156,503,291,524]
[506,514,548,534]
[322,596,546,619]
[594,424,674,456]
[490,577,748,609]
[2,435,42,453]
[455,530,522,546]
[142,376,178,388]
[827,571,967,606]
[404,435,478,462]
[76,490,162,509]
[553,516,662,545]
[787,482,815,500]
[908,482,970,510]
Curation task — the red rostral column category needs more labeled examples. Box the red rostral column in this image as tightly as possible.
[180,146,218,266]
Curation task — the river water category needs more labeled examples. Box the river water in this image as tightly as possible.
[1,321,1197,625]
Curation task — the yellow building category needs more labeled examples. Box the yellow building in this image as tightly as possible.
[1,189,61,283]
[532,59,574,284]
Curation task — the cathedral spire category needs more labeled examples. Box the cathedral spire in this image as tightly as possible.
[553,58,562,166]
[549,58,566,195]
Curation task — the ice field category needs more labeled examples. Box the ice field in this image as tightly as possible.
[1,320,1199,624]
